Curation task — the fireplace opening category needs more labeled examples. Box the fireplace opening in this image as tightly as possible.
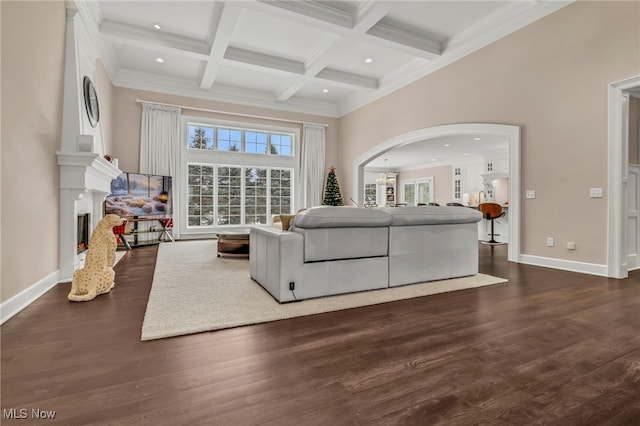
[77,214,90,254]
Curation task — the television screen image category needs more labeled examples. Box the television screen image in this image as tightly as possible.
[105,173,172,217]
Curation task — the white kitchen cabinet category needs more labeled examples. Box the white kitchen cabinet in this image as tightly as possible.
[464,162,482,192]
[452,161,483,201]
[484,150,509,174]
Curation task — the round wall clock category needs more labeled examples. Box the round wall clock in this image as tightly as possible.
[83,76,100,128]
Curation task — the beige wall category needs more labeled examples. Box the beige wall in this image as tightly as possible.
[630,96,639,165]
[1,1,66,302]
[398,165,453,205]
[338,1,640,265]
[111,88,339,175]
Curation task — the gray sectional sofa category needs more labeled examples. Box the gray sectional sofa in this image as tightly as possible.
[249,206,482,303]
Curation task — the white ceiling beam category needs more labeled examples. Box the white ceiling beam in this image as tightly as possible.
[367,20,441,60]
[254,0,441,59]
[99,20,210,60]
[259,0,352,28]
[275,35,344,101]
[275,1,390,101]
[316,68,378,90]
[224,46,305,74]
[199,2,243,90]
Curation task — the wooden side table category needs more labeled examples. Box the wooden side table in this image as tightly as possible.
[216,231,250,257]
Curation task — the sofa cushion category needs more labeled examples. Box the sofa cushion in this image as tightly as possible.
[292,206,391,229]
[381,206,482,225]
[295,227,388,262]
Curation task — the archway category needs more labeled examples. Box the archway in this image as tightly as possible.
[352,123,521,262]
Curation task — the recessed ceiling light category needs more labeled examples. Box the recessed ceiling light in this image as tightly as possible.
[322,89,329,93]
[431,158,436,161]
[365,58,374,64]
[155,57,165,63]
[473,137,481,141]
[444,144,450,147]
[464,153,470,156]
[153,24,161,30]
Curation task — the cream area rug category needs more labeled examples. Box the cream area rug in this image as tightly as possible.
[141,240,508,341]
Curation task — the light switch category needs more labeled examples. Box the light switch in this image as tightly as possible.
[590,188,603,198]
[526,190,536,199]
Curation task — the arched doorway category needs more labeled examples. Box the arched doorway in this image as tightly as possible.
[352,123,521,262]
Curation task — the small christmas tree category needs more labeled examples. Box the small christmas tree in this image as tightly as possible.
[323,166,344,206]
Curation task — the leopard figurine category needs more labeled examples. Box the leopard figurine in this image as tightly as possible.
[68,214,125,302]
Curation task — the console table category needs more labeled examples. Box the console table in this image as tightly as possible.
[113,216,173,250]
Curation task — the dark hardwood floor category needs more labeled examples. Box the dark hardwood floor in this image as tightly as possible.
[2,243,639,425]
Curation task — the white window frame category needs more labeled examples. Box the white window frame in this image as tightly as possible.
[181,116,300,236]
[400,177,434,206]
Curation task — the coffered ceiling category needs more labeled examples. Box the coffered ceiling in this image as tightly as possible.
[76,0,570,117]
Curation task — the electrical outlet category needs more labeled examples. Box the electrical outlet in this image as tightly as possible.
[567,242,576,250]
[547,237,555,247]
[526,190,536,199]
[289,282,295,291]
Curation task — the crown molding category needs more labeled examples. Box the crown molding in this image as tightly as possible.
[114,69,341,117]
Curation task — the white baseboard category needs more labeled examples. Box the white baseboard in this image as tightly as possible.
[518,254,608,277]
[1,270,61,325]
[0,254,129,325]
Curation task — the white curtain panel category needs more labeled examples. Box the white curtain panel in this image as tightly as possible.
[139,103,183,238]
[299,124,326,208]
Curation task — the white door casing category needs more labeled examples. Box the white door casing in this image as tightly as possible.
[627,164,640,271]
[608,76,640,278]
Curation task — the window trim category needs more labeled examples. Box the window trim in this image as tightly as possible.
[181,116,300,236]
[186,120,295,157]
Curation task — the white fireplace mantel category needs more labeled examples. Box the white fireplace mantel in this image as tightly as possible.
[57,151,121,192]
[57,151,121,281]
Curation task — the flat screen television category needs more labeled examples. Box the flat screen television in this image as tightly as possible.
[105,172,172,218]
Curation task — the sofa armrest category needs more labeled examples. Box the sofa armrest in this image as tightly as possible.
[250,227,304,303]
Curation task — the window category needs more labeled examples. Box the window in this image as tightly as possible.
[270,133,292,156]
[187,164,292,228]
[218,128,242,152]
[245,131,267,154]
[244,167,267,224]
[270,169,291,216]
[188,126,214,150]
[402,178,434,206]
[216,166,242,225]
[186,123,294,156]
[187,165,215,226]
[403,183,416,205]
[183,118,298,231]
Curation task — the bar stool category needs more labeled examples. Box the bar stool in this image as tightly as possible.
[478,203,506,245]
